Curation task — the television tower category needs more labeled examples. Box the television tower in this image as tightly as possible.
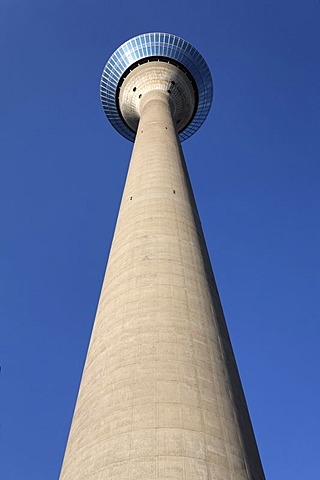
[60,33,265,479]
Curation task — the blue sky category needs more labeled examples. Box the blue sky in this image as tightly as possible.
[1,1,319,478]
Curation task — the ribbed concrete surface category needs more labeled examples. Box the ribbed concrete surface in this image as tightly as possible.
[60,90,265,479]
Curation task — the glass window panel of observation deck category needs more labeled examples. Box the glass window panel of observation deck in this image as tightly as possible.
[130,38,138,59]
[136,35,142,51]
[140,35,147,56]
[146,40,152,56]
[166,34,173,57]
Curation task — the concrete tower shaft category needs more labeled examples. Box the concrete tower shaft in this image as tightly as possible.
[60,33,265,480]
[60,84,265,479]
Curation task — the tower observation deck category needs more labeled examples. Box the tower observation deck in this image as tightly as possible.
[60,33,265,480]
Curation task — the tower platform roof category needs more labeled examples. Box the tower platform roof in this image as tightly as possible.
[100,32,213,141]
